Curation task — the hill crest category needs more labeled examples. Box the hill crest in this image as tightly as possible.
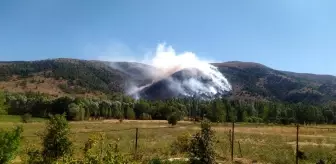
[0,58,335,103]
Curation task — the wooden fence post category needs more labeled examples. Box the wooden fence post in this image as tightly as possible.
[135,128,138,153]
[238,141,242,158]
[296,124,299,164]
[231,120,235,162]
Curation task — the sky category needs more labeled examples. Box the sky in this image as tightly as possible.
[0,0,335,75]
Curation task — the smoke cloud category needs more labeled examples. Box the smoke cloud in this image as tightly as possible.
[102,43,232,99]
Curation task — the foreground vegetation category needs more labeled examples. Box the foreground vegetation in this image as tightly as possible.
[1,114,335,164]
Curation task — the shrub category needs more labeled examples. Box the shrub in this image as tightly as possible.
[171,133,191,155]
[188,120,216,164]
[83,132,136,164]
[149,158,162,164]
[0,126,23,164]
[21,113,32,123]
[168,114,178,126]
[42,113,73,163]
[26,148,43,164]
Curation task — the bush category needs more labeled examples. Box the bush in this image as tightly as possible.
[171,133,191,155]
[168,114,178,126]
[42,113,73,163]
[83,132,136,164]
[26,148,43,164]
[188,120,216,164]
[0,126,23,164]
[21,113,32,123]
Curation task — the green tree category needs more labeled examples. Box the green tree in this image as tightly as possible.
[68,102,85,121]
[189,120,216,164]
[0,92,8,115]
[126,107,135,120]
[0,126,23,164]
[210,100,226,122]
[168,114,178,126]
[242,110,248,122]
[134,100,150,118]
[42,114,73,163]
[262,103,271,123]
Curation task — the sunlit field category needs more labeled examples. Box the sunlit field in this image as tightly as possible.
[1,117,335,164]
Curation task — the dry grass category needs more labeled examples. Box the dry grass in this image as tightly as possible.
[1,120,335,164]
[0,76,65,96]
[0,76,105,98]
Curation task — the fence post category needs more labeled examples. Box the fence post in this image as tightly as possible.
[135,128,138,153]
[238,141,242,158]
[228,129,232,143]
[231,120,235,162]
[296,124,299,164]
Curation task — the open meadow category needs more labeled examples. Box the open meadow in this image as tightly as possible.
[1,116,336,164]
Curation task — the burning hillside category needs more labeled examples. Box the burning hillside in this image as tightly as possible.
[105,43,232,100]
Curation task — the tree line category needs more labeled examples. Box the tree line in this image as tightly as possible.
[0,91,336,124]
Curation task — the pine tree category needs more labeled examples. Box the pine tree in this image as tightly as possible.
[210,100,226,122]
[126,107,135,120]
[0,92,8,115]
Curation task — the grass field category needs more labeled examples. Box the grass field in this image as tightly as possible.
[1,118,336,164]
[0,115,46,123]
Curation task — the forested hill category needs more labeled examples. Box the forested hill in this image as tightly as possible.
[0,58,336,104]
[214,61,336,103]
[0,59,154,97]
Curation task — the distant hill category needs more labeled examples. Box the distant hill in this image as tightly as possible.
[0,58,336,104]
[0,59,152,97]
[213,61,336,103]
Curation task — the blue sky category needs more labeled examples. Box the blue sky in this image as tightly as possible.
[0,0,335,75]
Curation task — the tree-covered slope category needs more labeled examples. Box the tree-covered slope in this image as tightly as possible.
[214,61,336,103]
[1,59,336,104]
[0,59,146,95]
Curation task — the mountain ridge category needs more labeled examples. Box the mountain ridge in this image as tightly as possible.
[0,58,335,103]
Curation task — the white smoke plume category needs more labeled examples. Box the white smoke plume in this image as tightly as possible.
[103,43,232,99]
[141,43,232,97]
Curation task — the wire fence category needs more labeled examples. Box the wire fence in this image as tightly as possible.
[20,121,336,163]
